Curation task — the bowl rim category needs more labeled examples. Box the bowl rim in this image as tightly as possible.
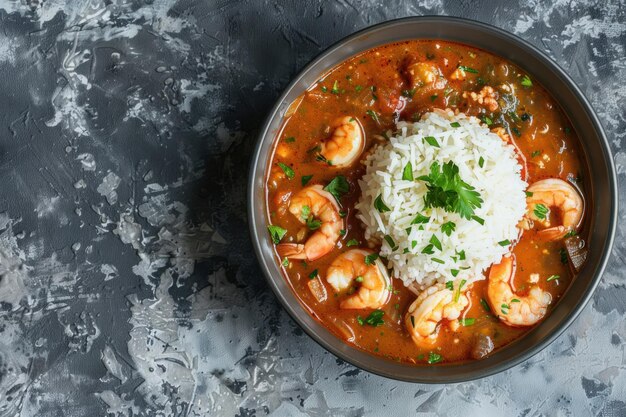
[247,15,618,383]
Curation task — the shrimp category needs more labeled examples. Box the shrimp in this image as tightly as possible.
[523,178,583,241]
[487,255,551,327]
[326,249,391,309]
[319,116,364,168]
[277,185,342,261]
[404,283,469,347]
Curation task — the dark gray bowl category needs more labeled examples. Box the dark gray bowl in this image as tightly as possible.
[247,16,617,383]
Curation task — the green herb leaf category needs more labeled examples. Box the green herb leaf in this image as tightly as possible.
[364,253,379,266]
[423,136,440,147]
[432,257,445,264]
[458,65,478,74]
[482,116,493,126]
[534,203,549,220]
[429,234,442,251]
[355,276,364,283]
[300,205,310,221]
[547,274,560,282]
[411,213,430,224]
[472,215,485,225]
[501,303,510,314]
[346,238,359,247]
[480,298,491,313]
[421,244,435,255]
[479,156,485,168]
[384,235,398,251]
[445,281,454,290]
[301,175,313,186]
[459,318,475,326]
[306,217,322,230]
[457,249,466,261]
[267,225,287,244]
[451,269,459,277]
[565,229,577,237]
[402,88,416,98]
[366,109,380,124]
[525,191,533,197]
[454,279,467,302]
[282,257,289,267]
[441,221,456,236]
[362,310,384,326]
[357,315,364,325]
[284,136,296,143]
[430,94,438,102]
[521,75,532,87]
[309,269,318,279]
[374,194,391,213]
[324,176,350,202]
[278,162,294,179]
[560,248,568,264]
[420,161,483,219]
[331,80,340,94]
[428,351,443,364]
[498,239,511,246]
[531,150,541,158]
[355,85,363,92]
[321,86,327,92]
[402,161,414,181]
[511,298,521,303]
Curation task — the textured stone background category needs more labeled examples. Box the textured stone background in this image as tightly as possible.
[0,1,624,416]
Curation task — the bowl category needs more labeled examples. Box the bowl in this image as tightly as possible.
[247,16,617,383]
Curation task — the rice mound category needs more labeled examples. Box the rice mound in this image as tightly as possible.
[355,109,527,290]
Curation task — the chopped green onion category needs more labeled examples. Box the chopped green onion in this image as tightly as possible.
[278,162,294,179]
[534,204,549,220]
[458,65,478,74]
[459,318,475,326]
[498,239,511,246]
[547,274,560,282]
[366,109,380,124]
[521,75,532,87]
[346,239,359,247]
[364,253,379,265]
[423,136,440,147]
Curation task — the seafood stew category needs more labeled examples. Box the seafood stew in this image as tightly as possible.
[265,40,588,365]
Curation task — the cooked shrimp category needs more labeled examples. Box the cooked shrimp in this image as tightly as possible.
[523,178,583,241]
[319,116,364,168]
[404,283,469,347]
[326,249,391,309]
[463,86,499,112]
[405,62,446,89]
[487,255,551,327]
[277,185,342,261]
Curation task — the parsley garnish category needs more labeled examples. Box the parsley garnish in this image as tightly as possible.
[565,229,577,237]
[402,161,414,181]
[411,213,430,224]
[441,221,456,236]
[324,176,349,202]
[534,203,549,220]
[430,94,438,102]
[560,248,568,264]
[355,276,364,283]
[306,217,322,230]
[278,162,294,179]
[284,136,296,143]
[359,310,384,326]
[267,225,287,244]
[525,191,533,197]
[482,116,493,126]
[301,175,313,186]
[479,156,485,168]
[282,257,289,267]
[384,235,398,251]
[374,194,391,213]
[423,136,440,147]
[428,351,442,364]
[521,75,532,87]
[454,279,467,302]
[498,239,511,246]
[459,318,475,326]
[331,80,340,94]
[457,249,466,260]
[346,239,359,247]
[364,253,379,265]
[531,150,541,158]
[450,122,461,128]
[451,269,459,277]
[419,161,483,220]
[480,298,491,313]
[402,88,416,98]
[432,257,445,264]
[421,244,435,255]
[445,281,454,291]
[501,303,510,314]
[366,109,380,124]
[458,65,478,74]
[429,234,442,251]
[472,215,485,225]
[308,269,318,279]
[547,274,560,282]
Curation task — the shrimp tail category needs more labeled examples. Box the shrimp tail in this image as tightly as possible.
[537,225,567,241]
[276,243,307,259]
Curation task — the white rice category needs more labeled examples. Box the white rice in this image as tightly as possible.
[355,109,527,290]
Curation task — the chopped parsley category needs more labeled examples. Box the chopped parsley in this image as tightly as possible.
[432,257,445,264]
[457,249,466,261]
[501,303,510,314]
[521,74,532,87]
[454,279,467,302]
[411,213,430,224]
[547,274,560,282]
[459,318,475,326]
[321,86,327,92]
[441,221,456,236]
[402,161,414,181]
[451,269,459,277]
[355,85,363,92]
[366,109,380,124]
[282,257,289,267]
[418,161,483,220]
[364,253,379,265]
[511,298,521,303]
[339,229,346,236]
[267,225,287,244]
[458,65,478,74]
[278,162,294,179]
[560,248,568,264]
[429,234,442,251]
[331,80,340,94]
[480,298,491,313]
[301,175,313,186]
[355,276,364,283]
[306,217,322,230]
[358,309,384,326]
[525,191,534,197]
[284,136,296,143]
[565,229,577,237]
[534,203,549,220]
[427,351,443,364]
[450,122,461,128]
[374,194,391,213]
[423,136,440,147]
[308,269,318,279]
[346,239,359,247]
[472,215,485,225]
[445,281,454,291]
[402,88,416,98]
[421,244,435,255]
[384,235,398,251]
[479,156,485,168]
[482,116,493,126]
[430,94,438,102]
[498,239,511,246]
[324,176,349,202]
[531,150,541,158]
